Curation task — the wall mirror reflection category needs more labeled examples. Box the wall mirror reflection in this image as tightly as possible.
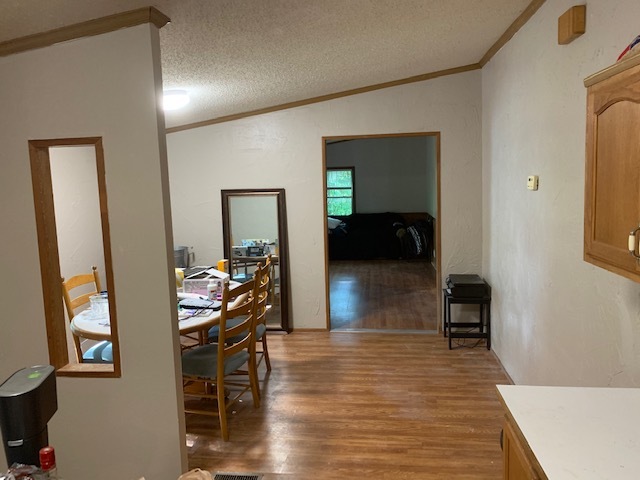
[30,138,120,377]
[221,189,291,332]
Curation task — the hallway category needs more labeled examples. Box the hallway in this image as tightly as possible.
[329,259,438,331]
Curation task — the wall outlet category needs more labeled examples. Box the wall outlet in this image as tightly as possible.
[527,175,539,191]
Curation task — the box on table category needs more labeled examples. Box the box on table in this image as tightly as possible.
[445,274,488,297]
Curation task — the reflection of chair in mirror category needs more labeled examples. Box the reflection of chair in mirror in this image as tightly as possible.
[61,265,113,364]
[181,278,260,441]
[229,258,250,283]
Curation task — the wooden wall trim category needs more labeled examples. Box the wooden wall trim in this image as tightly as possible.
[0,7,170,58]
[29,143,68,369]
[166,64,481,133]
[479,0,547,66]
[321,132,442,332]
[29,137,121,378]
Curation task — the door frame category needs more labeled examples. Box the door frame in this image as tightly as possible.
[322,132,442,332]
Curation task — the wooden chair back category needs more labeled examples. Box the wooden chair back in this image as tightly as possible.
[61,265,102,320]
[61,265,102,363]
[262,254,275,305]
[217,278,256,359]
[253,262,270,330]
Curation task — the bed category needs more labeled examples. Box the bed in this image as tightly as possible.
[327,212,433,261]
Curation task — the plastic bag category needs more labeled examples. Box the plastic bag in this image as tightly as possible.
[178,469,212,480]
[7,463,40,480]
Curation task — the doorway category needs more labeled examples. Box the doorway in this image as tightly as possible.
[323,133,441,332]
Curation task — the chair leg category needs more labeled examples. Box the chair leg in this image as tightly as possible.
[217,380,229,441]
[249,354,261,408]
[73,336,84,363]
[250,347,262,401]
[262,335,272,372]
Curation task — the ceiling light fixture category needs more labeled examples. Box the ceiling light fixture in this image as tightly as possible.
[163,89,190,111]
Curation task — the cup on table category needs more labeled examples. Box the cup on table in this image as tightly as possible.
[89,292,109,319]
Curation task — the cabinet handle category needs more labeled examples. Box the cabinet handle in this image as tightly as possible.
[629,226,640,259]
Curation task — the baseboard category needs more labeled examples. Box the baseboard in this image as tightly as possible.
[491,349,515,385]
[288,328,330,332]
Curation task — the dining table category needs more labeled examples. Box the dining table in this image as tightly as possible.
[69,282,245,345]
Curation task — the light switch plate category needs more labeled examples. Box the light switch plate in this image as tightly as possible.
[527,175,539,191]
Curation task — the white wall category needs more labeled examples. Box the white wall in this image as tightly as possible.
[50,146,107,361]
[50,146,106,286]
[0,25,186,478]
[168,71,483,329]
[483,0,640,386]
[325,136,436,214]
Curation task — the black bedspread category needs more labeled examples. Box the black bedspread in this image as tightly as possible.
[328,212,433,261]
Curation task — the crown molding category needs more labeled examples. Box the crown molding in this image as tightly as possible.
[0,7,170,58]
[480,0,546,66]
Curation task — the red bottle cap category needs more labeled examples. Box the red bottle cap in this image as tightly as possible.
[39,446,56,470]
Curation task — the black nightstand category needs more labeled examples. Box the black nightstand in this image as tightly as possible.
[443,284,491,350]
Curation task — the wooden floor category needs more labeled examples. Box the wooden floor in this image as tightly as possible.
[186,331,510,479]
[329,259,438,331]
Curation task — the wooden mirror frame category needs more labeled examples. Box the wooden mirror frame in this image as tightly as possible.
[221,188,291,332]
[30,137,121,377]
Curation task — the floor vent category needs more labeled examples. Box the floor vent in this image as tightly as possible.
[213,474,262,480]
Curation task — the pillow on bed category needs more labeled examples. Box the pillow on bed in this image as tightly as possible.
[327,217,343,230]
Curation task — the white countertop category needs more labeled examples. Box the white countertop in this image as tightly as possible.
[497,385,640,479]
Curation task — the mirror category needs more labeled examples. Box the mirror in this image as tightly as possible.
[222,189,291,332]
[30,138,120,377]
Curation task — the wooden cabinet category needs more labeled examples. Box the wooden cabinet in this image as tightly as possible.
[502,416,545,480]
[584,54,640,282]
[498,385,640,479]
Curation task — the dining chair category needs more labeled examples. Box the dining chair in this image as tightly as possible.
[254,258,272,372]
[181,276,260,441]
[61,266,113,363]
[208,261,271,373]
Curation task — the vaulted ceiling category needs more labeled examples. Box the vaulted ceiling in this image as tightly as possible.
[0,1,537,129]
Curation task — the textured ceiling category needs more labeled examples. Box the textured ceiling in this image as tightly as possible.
[0,0,533,129]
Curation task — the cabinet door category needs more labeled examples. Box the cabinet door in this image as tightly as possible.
[585,62,640,282]
[503,418,542,480]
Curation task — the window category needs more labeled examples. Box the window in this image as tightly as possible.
[327,167,355,216]
[30,137,121,378]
